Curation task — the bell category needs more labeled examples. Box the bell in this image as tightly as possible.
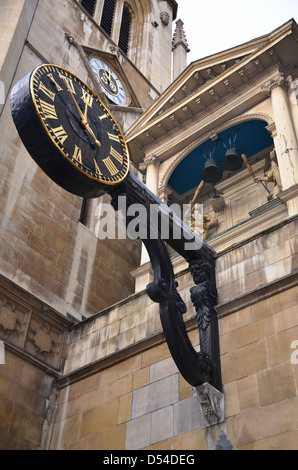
[201,159,223,184]
[222,148,243,171]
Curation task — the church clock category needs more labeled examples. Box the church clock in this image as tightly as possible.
[10,64,129,198]
[90,58,127,106]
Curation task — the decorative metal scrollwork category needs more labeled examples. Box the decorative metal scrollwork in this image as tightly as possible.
[110,173,222,391]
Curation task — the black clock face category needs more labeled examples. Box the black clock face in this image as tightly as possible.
[30,65,129,186]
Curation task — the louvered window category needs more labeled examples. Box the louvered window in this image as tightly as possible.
[118,7,131,55]
[81,0,97,17]
[100,0,116,37]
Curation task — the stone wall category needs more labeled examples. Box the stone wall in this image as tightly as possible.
[47,218,298,450]
[0,216,297,449]
[0,0,146,320]
[0,350,57,450]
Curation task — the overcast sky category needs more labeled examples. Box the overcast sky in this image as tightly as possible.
[175,0,298,63]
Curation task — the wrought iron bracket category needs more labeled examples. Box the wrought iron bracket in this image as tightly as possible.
[110,172,222,391]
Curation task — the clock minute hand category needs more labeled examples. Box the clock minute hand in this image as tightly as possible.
[62,78,87,124]
[63,78,101,148]
[82,101,101,148]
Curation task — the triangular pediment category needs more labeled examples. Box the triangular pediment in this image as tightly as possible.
[126,18,298,148]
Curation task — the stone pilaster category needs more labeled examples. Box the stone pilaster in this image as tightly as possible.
[262,73,298,216]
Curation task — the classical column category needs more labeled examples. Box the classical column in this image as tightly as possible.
[262,73,298,215]
[139,156,160,265]
[130,156,161,292]
[139,155,160,195]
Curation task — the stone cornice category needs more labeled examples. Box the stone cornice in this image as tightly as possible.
[216,270,298,318]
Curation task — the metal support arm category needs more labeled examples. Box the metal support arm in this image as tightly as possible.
[110,173,222,391]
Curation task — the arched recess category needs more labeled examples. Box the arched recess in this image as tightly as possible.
[161,113,274,197]
[124,0,153,65]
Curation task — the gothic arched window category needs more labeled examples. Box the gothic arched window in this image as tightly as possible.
[100,0,116,37]
[118,6,132,55]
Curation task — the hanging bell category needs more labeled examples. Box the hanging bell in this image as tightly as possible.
[201,159,223,184]
[222,148,243,171]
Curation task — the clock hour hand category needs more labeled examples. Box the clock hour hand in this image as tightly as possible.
[84,123,101,148]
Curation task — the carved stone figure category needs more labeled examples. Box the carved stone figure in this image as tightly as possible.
[189,259,216,330]
[254,149,282,198]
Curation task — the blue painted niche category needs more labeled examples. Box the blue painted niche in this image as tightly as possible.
[168,120,273,195]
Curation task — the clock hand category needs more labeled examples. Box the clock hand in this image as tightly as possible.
[62,78,87,125]
[84,123,101,148]
[62,78,101,148]
[82,101,101,148]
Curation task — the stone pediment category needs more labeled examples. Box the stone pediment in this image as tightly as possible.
[126,19,298,165]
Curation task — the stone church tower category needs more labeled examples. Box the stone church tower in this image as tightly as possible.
[0,0,298,452]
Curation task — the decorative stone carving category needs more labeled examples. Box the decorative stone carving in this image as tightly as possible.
[25,315,63,369]
[261,72,287,96]
[0,300,27,346]
[139,155,160,172]
[0,282,66,371]
[192,382,224,427]
[160,12,170,26]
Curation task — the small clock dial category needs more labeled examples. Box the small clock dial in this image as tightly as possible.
[90,58,127,106]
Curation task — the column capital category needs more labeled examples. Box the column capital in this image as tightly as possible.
[261,73,288,96]
[139,155,160,172]
[158,185,172,204]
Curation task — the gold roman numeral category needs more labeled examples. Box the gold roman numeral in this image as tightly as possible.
[39,82,56,101]
[81,88,93,107]
[108,133,120,143]
[94,159,102,177]
[73,145,82,164]
[47,74,63,91]
[52,126,68,145]
[110,147,123,164]
[39,99,58,119]
[103,157,118,176]
[98,114,107,121]
[61,75,76,94]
